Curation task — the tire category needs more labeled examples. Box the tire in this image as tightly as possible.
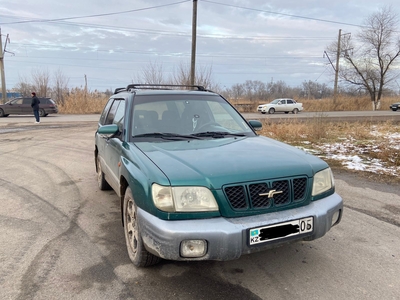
[123,187,161,267]
[292,108,299,114]
[0,108,4,117]
[285,111,289,114]
[268,108,275,114]
[392,108,398,111]
[261,112,266,114]
[39,109,46,117]
[96,155,111,190]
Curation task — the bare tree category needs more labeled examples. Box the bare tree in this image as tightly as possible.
[172,62,219,90]
[32,67,51,97]
[333,6,400,110]
[135,60,167,84]
[53,68,69,104]
[14,75,34,96]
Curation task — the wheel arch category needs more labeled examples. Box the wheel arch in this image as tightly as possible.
[94,146,99,172]
[119,176,129,226]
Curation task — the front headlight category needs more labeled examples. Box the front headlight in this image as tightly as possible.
[312,168,334,196]
[152,184,219,212]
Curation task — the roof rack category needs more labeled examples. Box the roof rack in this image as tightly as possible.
[126,84,207,91]
[114,87,126,94]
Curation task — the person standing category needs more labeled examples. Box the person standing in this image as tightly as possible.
[31,92,41,123]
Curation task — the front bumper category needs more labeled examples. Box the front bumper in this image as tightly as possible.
[138,193,343,261]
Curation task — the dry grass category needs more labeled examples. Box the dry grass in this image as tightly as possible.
[58,89,108,114]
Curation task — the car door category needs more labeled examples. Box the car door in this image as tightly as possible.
[22,98,32,114]
[286,99,294,111]
[277,99,286,112]
[105,99,125,191]
[98,98,125,192]
[6,98,23,114]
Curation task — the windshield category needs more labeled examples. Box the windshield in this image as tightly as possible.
[130,94,256,140]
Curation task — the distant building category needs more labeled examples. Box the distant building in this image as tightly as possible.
[0,92,22,100]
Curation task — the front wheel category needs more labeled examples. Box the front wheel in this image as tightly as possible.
[392,108,398,111]
[292,108,299,114]
[268,108,275,114]
[123,187,161,267]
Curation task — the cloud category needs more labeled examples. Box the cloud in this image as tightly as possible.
[1,0,398,90]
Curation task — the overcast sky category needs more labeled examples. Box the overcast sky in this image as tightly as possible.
[0,0,398,92]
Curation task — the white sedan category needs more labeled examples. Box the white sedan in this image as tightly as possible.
[257,98,303,114]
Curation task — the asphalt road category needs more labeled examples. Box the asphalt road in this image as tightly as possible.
[0,115,399,300]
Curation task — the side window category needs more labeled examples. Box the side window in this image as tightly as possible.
[23,98,31,105]
[281,100,286,104]
[13,98,23,105]
[113,100,125,133]
[99,98,114,125]
[105,100,121,125]
[287,99,293,104]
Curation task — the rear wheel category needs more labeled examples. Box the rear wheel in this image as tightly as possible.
[0,108,4,117]
[268,108,275,114]
[123,187,161,267]
[292,108,299,114]
[96,155,111,190]
[392,108,398,111]
[285,111,289,114]
[39,109,46,117]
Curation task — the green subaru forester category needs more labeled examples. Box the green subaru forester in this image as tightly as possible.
[95,84,343,267]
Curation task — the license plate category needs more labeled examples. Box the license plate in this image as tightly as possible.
[249,217,313,245]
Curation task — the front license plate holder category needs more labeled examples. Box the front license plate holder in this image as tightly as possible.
[249,217,313,246]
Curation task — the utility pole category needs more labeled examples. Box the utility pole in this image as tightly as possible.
[0,27,7,104]
[190,0,198,86]
[333,29,342,103]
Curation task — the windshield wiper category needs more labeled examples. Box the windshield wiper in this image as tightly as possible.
[133,132,202,140]
[191,131,247,138]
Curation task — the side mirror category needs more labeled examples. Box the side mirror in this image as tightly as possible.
[97,124,119,136]
[248,120,262,131]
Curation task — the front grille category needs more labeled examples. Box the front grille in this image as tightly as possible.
[224,177,308,211]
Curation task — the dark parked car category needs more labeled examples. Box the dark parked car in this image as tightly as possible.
[95,84,343,267]
[390,102,400,111]
[0,97,58,117]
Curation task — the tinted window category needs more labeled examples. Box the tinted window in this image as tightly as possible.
[113,100,125,133]
[99,98,114,125]
[105,100,121,125]
[12,98,23,105]
[287,99,293,104]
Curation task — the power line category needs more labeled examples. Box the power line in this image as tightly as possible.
[0,1,191,25]
[202,0,367,28]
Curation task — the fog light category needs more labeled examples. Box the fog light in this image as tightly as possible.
[331,210,341,226]
[180,240,207,258]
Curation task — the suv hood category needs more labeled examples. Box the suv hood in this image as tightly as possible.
[135,136,327,188]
